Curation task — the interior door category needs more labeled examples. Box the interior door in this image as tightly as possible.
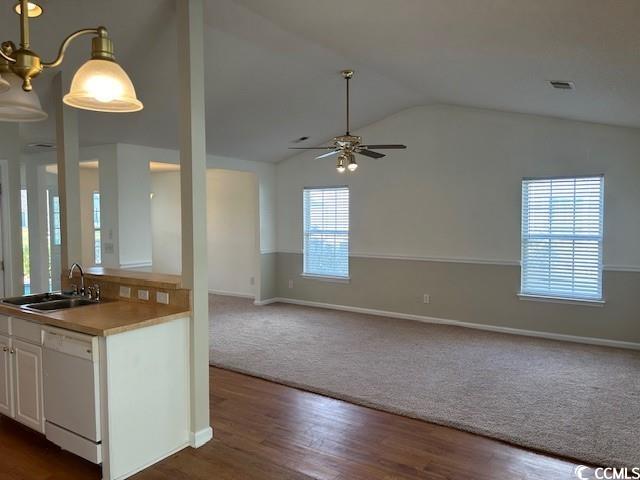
[0,335,13,418]
[12,339,44,432]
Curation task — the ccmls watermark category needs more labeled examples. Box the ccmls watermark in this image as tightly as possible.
[575,465,640,480]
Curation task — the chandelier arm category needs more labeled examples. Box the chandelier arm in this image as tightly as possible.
[0,49,16,63]
[42,28,100,69]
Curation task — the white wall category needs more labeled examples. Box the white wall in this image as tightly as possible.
[116,144,152,268]
[79,167,99,267]
[150,171,182,274]
[151,169,258,296]
[111,144,276,253]
[276,104,640,270]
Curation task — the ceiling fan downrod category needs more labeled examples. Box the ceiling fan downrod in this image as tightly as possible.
[341,69,354,135]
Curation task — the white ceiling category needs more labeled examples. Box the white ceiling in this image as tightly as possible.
[4,0,640,162]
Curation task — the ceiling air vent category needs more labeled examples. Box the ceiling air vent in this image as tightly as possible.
[548,80,575,90]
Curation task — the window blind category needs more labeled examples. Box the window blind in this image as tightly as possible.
[521,176,604,300]
[303,186,349,278]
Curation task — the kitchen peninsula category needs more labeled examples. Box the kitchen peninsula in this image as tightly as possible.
[0,268,192,480]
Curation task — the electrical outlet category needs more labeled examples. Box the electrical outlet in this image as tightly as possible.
[423,294,431,304]
[288,279,293,289]
[138,289,149,301]
[119,286,131,298]
[156,291,169,304]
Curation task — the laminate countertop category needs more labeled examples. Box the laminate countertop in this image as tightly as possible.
[0,299,190,337]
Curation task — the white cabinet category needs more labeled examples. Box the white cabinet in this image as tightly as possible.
[13,339,44,433]
[0,334,13,418]
[0,319,45,435]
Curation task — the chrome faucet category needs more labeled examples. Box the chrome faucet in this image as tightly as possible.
[68,263,85,296]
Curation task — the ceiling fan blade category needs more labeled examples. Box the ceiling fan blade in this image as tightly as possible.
[359,144,406,149]
[288,146,335,150]
[315,150,339,160]
[357,149,386,159]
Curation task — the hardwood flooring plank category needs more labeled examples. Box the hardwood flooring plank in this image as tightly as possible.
[0,367,591,480]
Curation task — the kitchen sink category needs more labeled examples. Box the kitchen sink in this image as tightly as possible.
[1,292,69,306]
[24,298,99,311]
[1,292,101,312]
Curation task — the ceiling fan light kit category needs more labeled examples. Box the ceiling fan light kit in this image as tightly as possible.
[0,0,143,122]
[290,69,407,172]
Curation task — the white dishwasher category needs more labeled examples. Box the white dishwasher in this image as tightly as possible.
[42,326,102,464]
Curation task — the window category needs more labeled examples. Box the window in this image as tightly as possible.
[93,192,102,265]
[20,189,30,294]
[521,176,604,301]
[52,195,61,246]
[303,186,349,278]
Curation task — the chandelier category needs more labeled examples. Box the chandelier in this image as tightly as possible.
[0,0,143,122]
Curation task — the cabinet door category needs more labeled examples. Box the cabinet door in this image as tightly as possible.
[13,339,44,433]
[0,335,13,418]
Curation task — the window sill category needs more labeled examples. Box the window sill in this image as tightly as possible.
[517,293,605,307]
[301,273,351,284]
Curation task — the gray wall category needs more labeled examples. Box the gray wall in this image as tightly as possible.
[271,104,640,345]
[276,253,640,343]
[259,253,277,302]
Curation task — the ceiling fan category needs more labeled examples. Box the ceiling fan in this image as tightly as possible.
[289,69,407,172]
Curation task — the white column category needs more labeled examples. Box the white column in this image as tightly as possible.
[177,0,212,447]
[53,72,82,272]
[25,161,45,292]
[0,124,24,296]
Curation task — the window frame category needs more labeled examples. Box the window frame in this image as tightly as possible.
[519,174,605,304]
[92,191,102,265]
[302,185,351,282]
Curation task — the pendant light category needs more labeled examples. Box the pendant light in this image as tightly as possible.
[14,1,42,17]
[0,75,9,93]
[0,0,142,122]
[63,32,142,112]
[0,70,47,122]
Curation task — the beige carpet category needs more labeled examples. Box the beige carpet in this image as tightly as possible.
[209,295,640,467]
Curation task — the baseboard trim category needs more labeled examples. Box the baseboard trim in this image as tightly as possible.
[268,297,640,351]
[254,298,279,306]
[190,427,213,448]
[209,289,255,299]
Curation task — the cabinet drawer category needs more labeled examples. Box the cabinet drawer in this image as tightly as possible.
[0,315,10,336]
[11,318,43,345]
[46,421,102,464]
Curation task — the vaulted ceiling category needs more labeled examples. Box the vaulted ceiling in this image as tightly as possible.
[3,0,640,162]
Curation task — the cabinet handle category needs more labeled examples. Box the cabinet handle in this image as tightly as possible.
[9,348,14,355]
[1,346,7,352]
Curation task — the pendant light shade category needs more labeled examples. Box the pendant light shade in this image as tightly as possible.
[0,72,48,122]
[14,1,43,18]
[0,75,9,93]
[63,59,143,113]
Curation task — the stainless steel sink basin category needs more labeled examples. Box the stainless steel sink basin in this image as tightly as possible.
[24,298,99,311]
[1,292,68,306]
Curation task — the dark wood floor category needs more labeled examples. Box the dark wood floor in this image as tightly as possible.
[0,367,593,480]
